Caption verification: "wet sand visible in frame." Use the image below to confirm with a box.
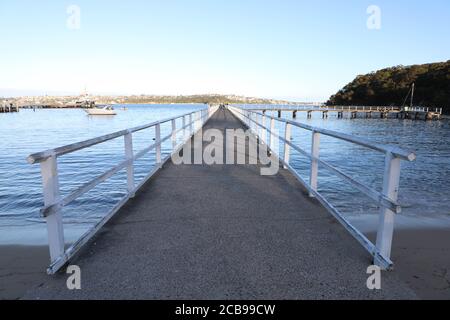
[368,228,450,299]
[1,228,449,300]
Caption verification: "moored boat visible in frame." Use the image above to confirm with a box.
[84,105,117,115]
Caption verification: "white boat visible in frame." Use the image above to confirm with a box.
[84,105,117,115]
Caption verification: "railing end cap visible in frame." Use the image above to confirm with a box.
[407,152,416,162]
[27,151,54,164]
[27,154,38,164]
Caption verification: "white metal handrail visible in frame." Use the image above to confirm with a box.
[403,106,443,114]
[28,106,217,274]
[228,106,416,269]
[246,105,444,114]
[247,106,402,111]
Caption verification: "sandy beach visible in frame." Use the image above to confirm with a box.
[369,228,450,299]
[1,227,449,300]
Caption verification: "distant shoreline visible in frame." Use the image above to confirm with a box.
[17,102,289,109]
[17,102,305,110]
[3,94,307,108]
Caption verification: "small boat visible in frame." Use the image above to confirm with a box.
[84,105,117,115]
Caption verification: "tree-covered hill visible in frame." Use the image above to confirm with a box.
[327,61,450,114]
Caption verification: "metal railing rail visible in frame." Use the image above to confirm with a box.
[247,106,402,111]
[28,106,218,274]
[245,105,444,114]
[228,106,416,269]
[403,106,443,114]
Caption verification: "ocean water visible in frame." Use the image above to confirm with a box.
[0,104,205,244]
[242,106,450,232]
[1,104,450,244]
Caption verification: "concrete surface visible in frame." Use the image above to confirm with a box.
[24,109,416,299]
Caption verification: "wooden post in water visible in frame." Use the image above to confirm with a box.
[375,152,401,268]
[40,155,65,264]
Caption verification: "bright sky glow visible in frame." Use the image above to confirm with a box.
[0,0,449,101]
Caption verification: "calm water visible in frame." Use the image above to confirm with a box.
[1,104,450,244]
[0,104,204,244]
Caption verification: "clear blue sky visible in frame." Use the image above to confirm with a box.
[0,0,449,101]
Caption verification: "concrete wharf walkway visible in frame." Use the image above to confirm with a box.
[25,109,415,299]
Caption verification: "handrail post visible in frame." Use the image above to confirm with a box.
[256,113,261,137]
[171,119,177,149]
[375,152,401,267]
[258,114,263,138]
[283,123,292,169]
[155,123,161,164]
[189,114,193,134]
[124,132,135,195]
[261,114,267,144]
[194,112,198,131]
[40,155,65,263]
[269,118,275,150]
[182,115,186,139]
[309,130,320,197]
